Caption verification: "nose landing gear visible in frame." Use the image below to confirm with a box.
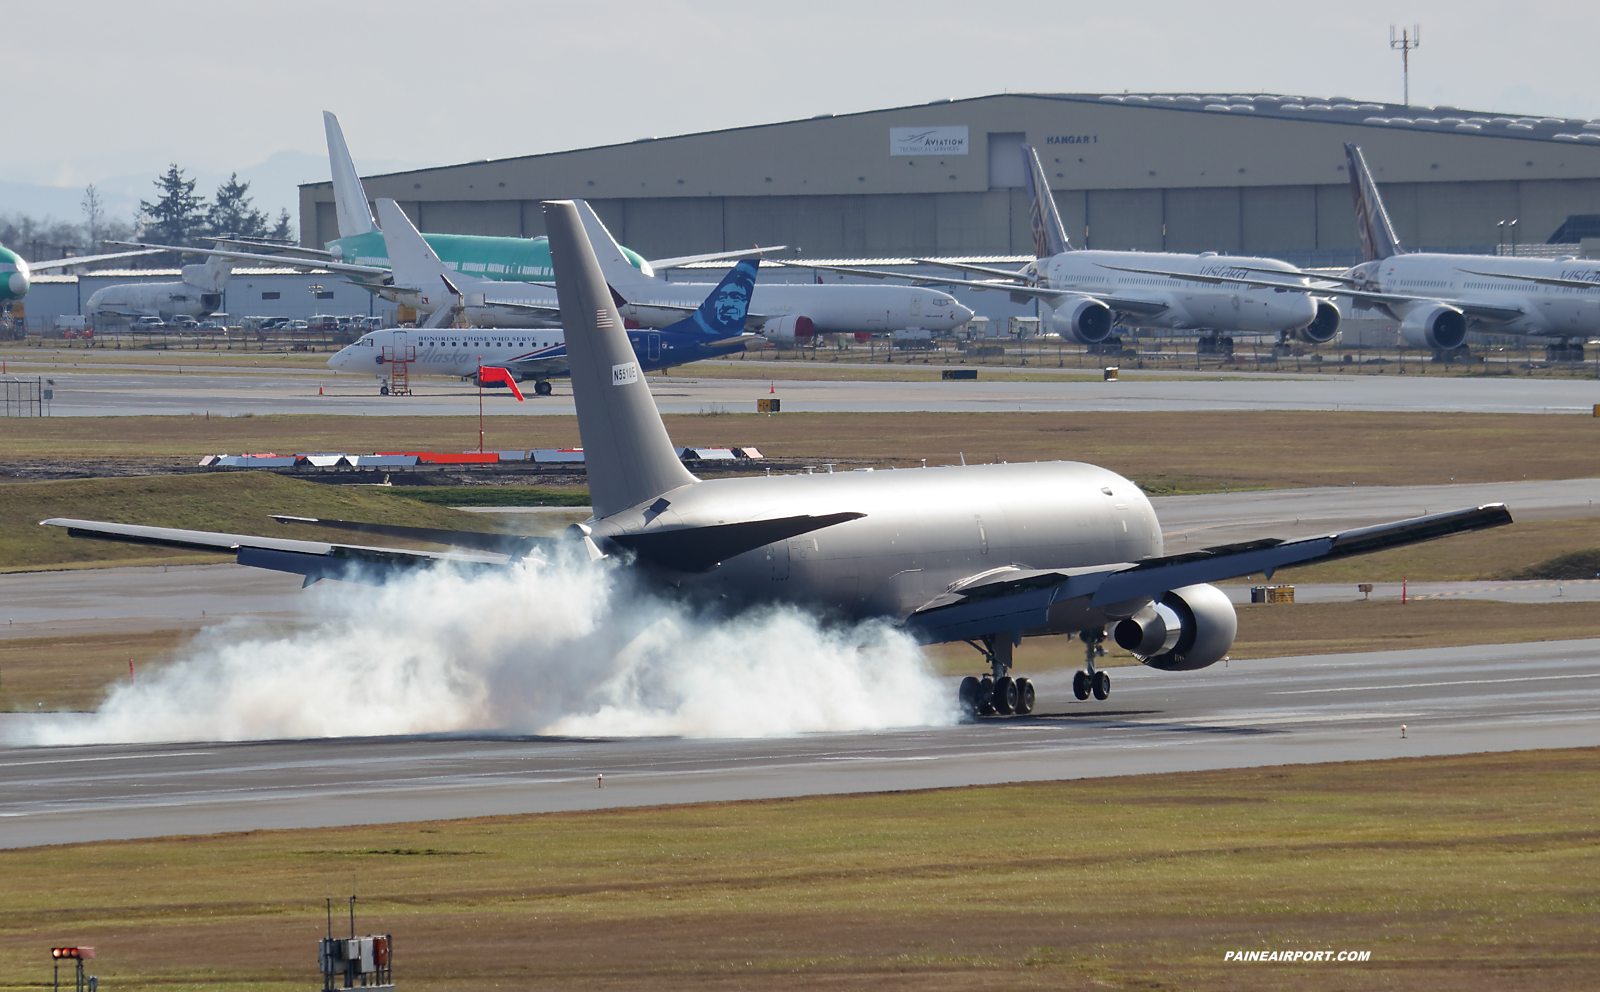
[1073,628,1110,701]
[957,633,1035,718]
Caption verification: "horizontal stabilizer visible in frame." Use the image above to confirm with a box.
[607,511,866,572]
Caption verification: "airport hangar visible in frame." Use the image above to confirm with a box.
[300,92,1600,270]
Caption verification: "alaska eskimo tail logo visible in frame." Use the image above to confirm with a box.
[612,361,639,385]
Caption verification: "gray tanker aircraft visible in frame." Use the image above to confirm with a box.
[44,201,1511,717]
[798,144,1342,351]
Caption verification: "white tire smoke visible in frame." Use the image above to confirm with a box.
[31,558,955,744]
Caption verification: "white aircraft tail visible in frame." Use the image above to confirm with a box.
[1344,144,1402,262]
[572,200,656,292]
[180,254,232,292]
[375,199,474,326]
[1021,144,1072,258]
[544,200,697,518]
[325,111,378,240]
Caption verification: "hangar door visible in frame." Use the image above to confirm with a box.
[988,133,1027,189]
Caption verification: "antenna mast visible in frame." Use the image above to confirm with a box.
[1389,24,1421,106]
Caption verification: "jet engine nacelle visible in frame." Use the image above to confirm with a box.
[1047,296,1114,344]
[762,315,815,342]
[1113,582,1237,672]
[1399,304,1467,351]
[1294,299,1341,344]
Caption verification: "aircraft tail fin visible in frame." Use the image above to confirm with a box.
[1021,144,1071,258]
[662,259,759,338]
[572,200,655,290]
[543,200,698,518]
[181,253,232,292]
[374,198,447,289]
[1345,144,1401,262]
[325,111,378,240]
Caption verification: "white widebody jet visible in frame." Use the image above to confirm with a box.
[802,144,1340,350]
[572,201,975,343]
[1314,144,1600,360]
[84,255,232,322]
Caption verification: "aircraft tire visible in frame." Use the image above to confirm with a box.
[534,380,553,396]
[380,385,390,396]
[1092,671,1111,701]
[1072,670,1090,700]
[1015,678,1035,716]
[992,676,1017,715]
[977,676,996,716]
[958,676,980,715]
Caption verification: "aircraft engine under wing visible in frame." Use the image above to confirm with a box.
[906,504,1512,642]
[40,518,514,585]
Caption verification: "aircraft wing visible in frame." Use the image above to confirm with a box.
[771,260,1067,299]
[40,518,517,585]
[1093,262,1321,293]
[106,240,391,279]
[1456,267,1600,291]
[1340,286,1526,322]
[270,515,553,557]
[905,503,1511,642]
[909,258,1033,282]
[605,512,867,572]
[26,248,167,271]
[647,246,787,270]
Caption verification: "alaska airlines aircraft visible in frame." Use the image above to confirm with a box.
[46,200,1511,717]
[572,201,975,343]
[328,199,760,396]
[1318,144,1600,360]
[807,144,1339,349]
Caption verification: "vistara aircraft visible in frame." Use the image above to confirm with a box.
[43,201,1512,717]
[797,143,1342,351]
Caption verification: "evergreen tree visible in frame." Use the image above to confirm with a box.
[206,173,269,238]
[270,208,293,241]
[138,164,206,246]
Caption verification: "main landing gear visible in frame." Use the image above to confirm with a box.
[1072,628,1111,701]
[533,379,554,396]
[957,633,1035,718]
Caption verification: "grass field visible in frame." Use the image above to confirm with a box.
[0,474,507,571]
[0,748,1594,991]
[5,411,1599,493]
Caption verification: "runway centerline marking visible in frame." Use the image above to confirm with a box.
[1270,672,1600,695]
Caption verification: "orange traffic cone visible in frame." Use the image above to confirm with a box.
[318,383,324,395]
[769,380,775,394]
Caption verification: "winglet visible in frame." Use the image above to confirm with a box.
[324,111,378,240]
[1021,144,1071,258]
[544,200,698,518]
[1345,144,1402,262]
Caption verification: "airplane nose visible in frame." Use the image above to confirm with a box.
[952,301,975,323]
[8,271,27,297]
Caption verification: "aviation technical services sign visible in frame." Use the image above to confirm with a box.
[890,126,969,156]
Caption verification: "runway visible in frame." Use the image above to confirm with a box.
[2,637,1596,849]
[24,365,1600,417]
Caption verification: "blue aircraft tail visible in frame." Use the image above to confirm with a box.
[666,258,759,338]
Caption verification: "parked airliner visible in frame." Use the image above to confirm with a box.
[1318,144,1600,360]
[805,145,1340,349]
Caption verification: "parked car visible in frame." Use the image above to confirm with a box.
[198,320,226,331]
[131,315,164,330]
[170,316,200,329]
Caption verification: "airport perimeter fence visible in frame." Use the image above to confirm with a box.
[0,376,46,416]
[18,327,358,352]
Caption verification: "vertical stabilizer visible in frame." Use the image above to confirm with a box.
[324,111,378,240]
[375,199,447,288]
[181,254,232,292]
[1021,144,1071,258]
[573,200,655,291]
[543,200,698,517]
[1345,144,1401,262]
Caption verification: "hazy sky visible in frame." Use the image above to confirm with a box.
[9,0,1597,218]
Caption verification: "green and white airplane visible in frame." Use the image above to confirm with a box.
[0,244,167,311]
[115,112,770,328]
